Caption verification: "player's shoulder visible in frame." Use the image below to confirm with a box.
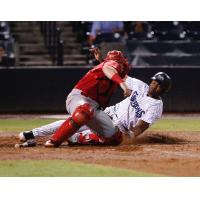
[125,76,148,89]
[125,76,147,85]
[92,61,117,71]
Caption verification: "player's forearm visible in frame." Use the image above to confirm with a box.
[102,65,122,82]
[129,122,149,138]
[97,55,104,63]
[102,65,131,97]
[94,52,104,63]
[129,127,143,138]
[90,47,104,63]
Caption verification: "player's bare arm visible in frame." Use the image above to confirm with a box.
[102,65,132,97]
[89,47,104,62]
[90,48,130,84]
[129,120,150,138]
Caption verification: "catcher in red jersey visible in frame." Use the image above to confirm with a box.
[44,49,131,147]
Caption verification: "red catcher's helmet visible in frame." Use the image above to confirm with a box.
[104,50,130,77]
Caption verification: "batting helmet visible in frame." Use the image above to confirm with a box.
[151,72,172,93]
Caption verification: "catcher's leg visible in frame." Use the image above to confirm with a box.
[68,109,123,146]
[68,129,122,146]
[45,103,94,147]
[68,130,105,145]
[19,120,65,142]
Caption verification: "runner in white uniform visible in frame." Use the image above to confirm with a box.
[18,72,171,146]
[104,76,163,138]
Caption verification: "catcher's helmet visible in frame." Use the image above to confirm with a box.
[104,50,130,77]
[105,50,128,66]
[151,72,172,93]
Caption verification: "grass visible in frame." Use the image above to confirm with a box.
[0,116,199,177]
[0,160,157,177]
[0,119,56,132]
[0,117,200,133]
[150,118,200,132]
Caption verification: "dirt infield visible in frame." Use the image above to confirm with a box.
[1,130,200,176]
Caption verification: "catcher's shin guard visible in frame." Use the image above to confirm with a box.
[103,130,123,146]
[50,103,94,147]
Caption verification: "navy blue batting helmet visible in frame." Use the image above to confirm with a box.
[151,72,172,93]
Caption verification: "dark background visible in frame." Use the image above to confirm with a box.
[0,67,198,113]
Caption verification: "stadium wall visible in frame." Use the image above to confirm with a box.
[0,67,198,113]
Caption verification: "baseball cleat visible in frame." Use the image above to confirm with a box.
[18,131,35,142]
[15,140,37,148]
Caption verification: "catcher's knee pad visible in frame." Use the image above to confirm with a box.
[104,130,123,146]
[51,103,94,146]
[72,103,94,126]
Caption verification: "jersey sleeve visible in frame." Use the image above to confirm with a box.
[104,60,122,74]
[141,103,163,125]
[125,76,148,91]
[104,105,115,117]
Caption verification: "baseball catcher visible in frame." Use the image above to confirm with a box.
[39,48,131,147]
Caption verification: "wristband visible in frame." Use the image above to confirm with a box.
[111,74,124,85]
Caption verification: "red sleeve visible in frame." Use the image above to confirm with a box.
[104,60,122,74]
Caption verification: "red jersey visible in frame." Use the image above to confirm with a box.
[74,60,125,108]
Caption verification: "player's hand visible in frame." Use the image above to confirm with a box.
[120,82,132,97]
[128,130,136,139]
[124,88,132,97]
[89,47,103,62]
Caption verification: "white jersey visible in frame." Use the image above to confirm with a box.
[104,76,163,133]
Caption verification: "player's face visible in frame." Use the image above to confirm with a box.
[148,80,162,98]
